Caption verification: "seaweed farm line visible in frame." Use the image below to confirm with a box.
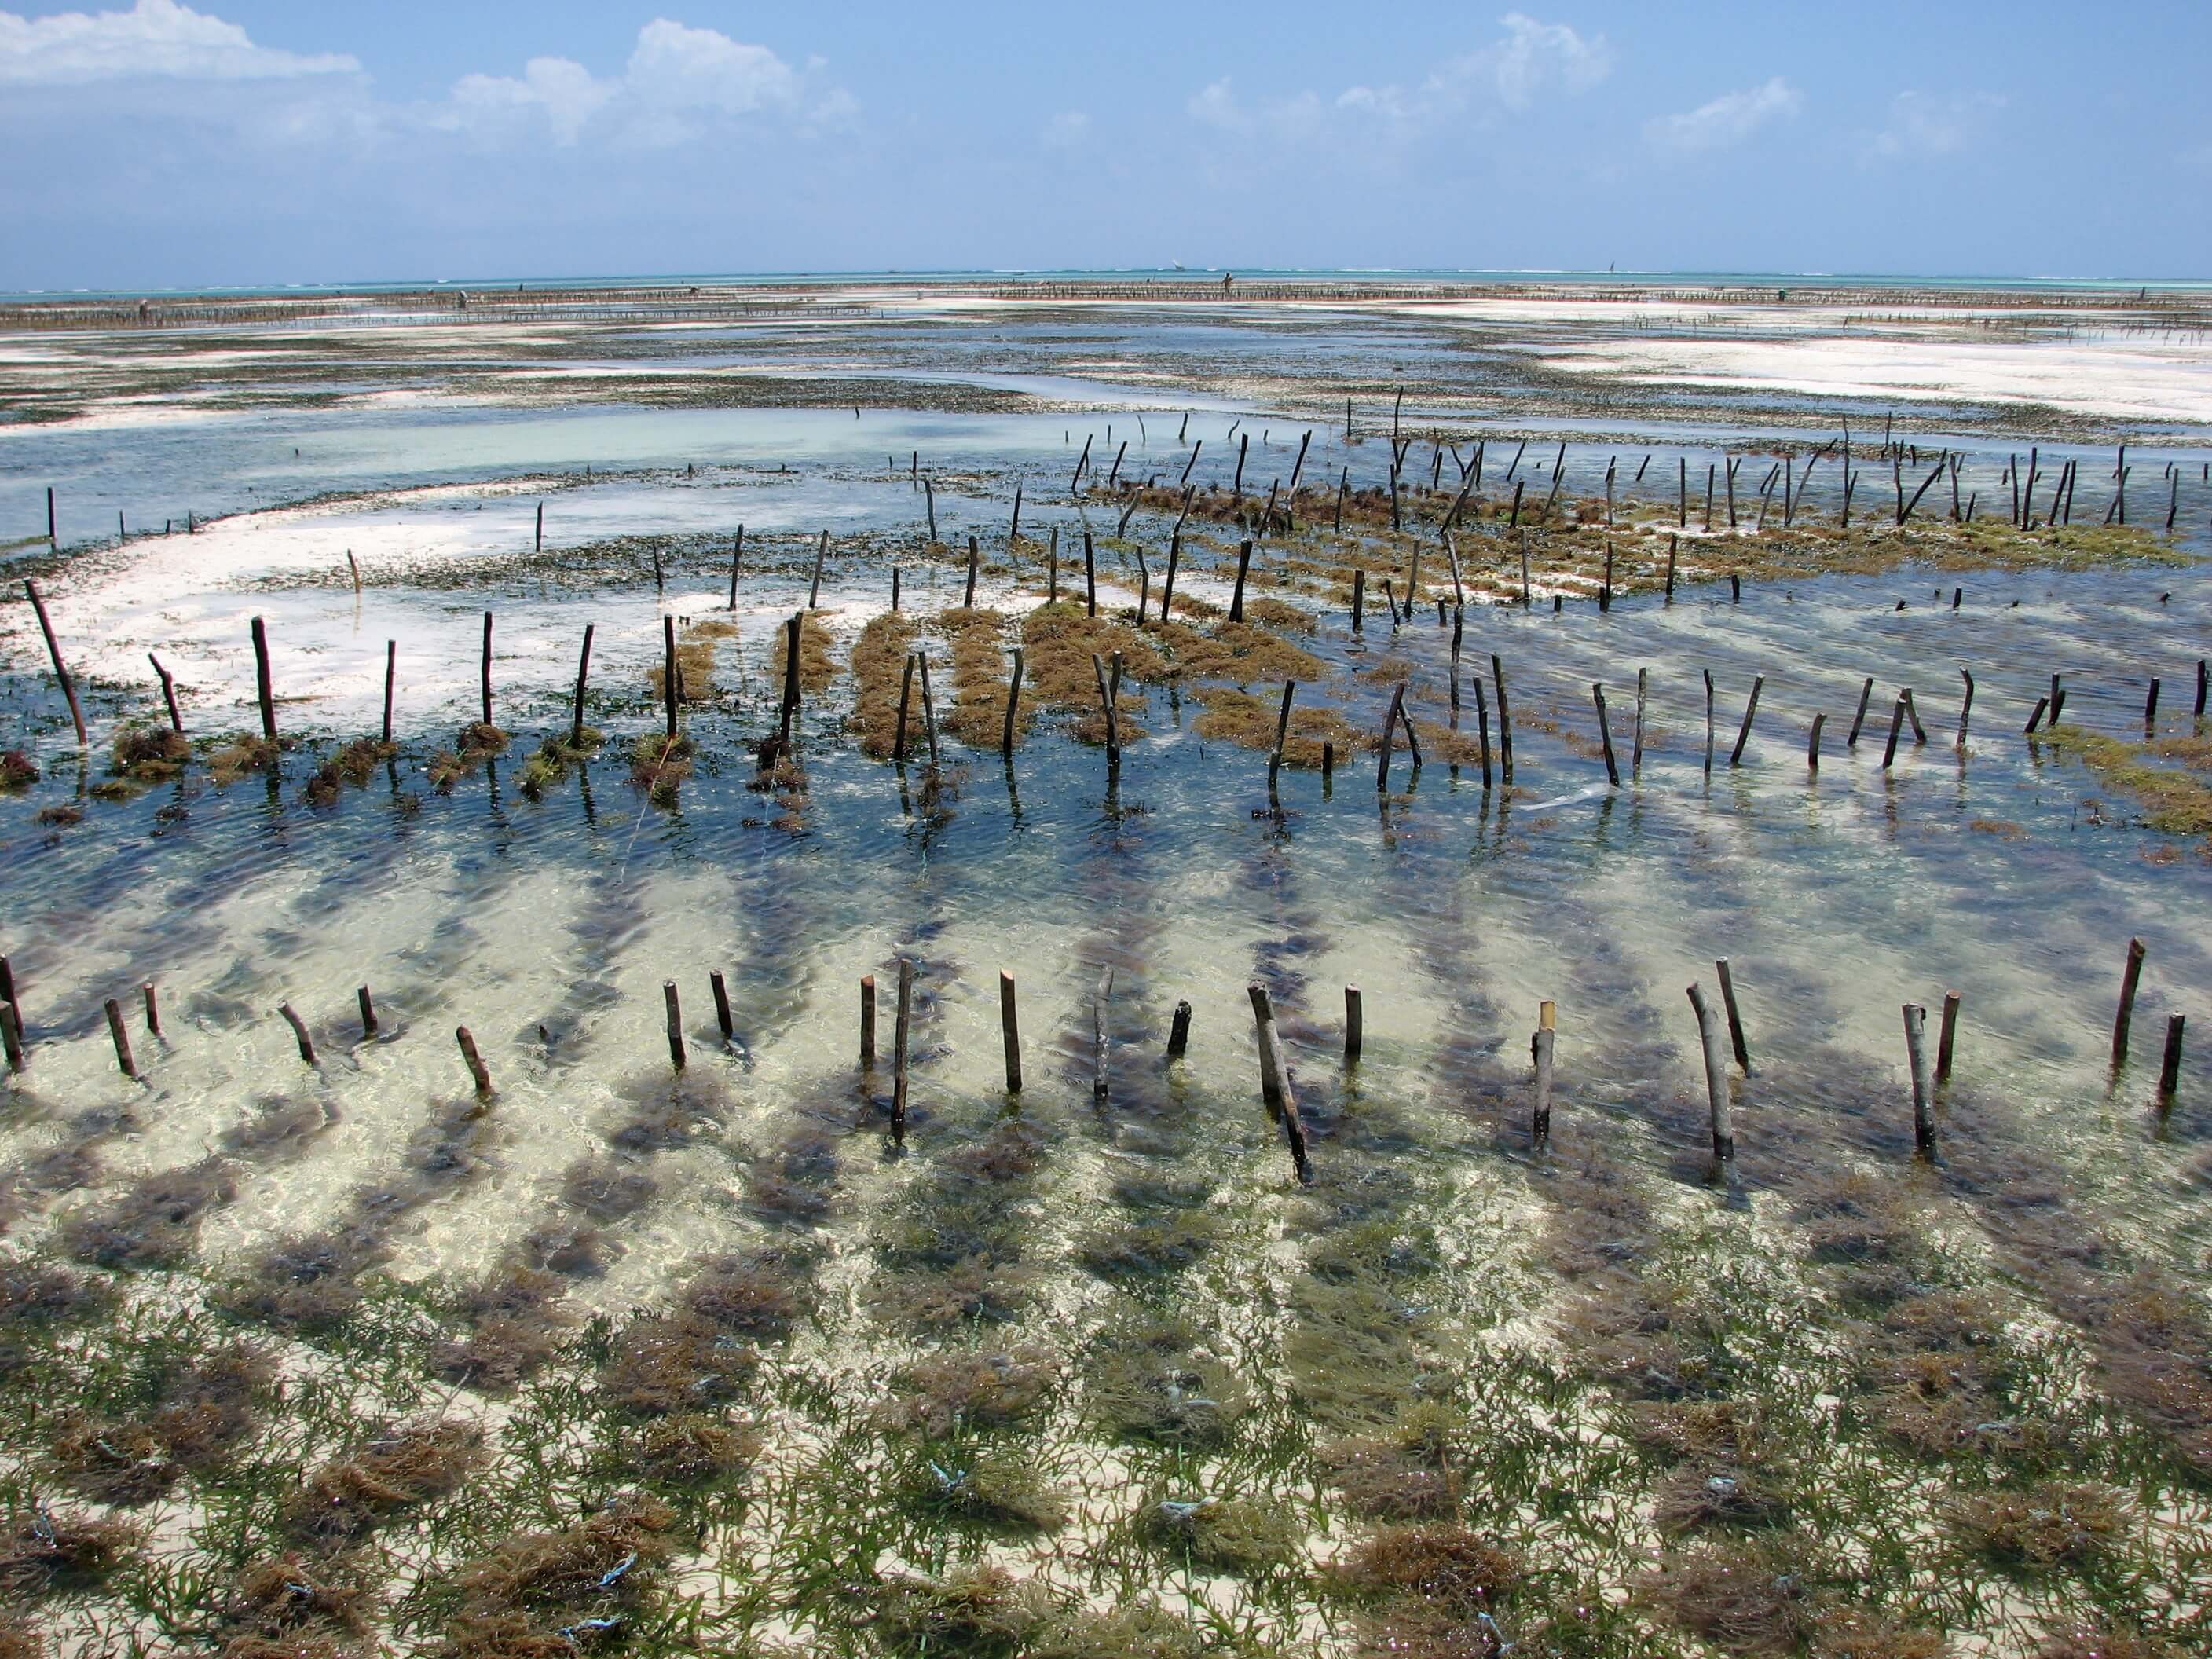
[2,302,2211,1659]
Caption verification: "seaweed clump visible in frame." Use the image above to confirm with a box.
[60,1158,235,1269]
[628,731,694,807]
[207,735,281,786]
[0,751,38,790]
[211,1551,368,1657]
[111,725,189,780]
[0,1506,137,1599]
[416,1494,673,1658]
[285,1420,486,1546]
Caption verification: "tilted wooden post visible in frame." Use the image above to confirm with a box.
[1716,958,1750,1071]
[1687,983,1734,1170]
[1729,675,1763,767]
[24,579,86,748]
[1247,983,1313,1184]
[456,1026,492,1096]
[278,1002,317,1066]
[105,998,139,1080]
[2112,936,2147,1067]
[859,974,877,1068]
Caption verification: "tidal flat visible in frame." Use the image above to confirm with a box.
[0,276,2209,1658]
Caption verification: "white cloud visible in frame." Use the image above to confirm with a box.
[1861,89,2004,160]
[438,17,830,148]
[1195,13,1607,144]
[0,0,356,84]
[1646,76,1800,154]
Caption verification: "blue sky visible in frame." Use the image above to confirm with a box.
[2,0,2207,288]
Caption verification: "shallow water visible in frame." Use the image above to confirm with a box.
[2,300,2210,1656]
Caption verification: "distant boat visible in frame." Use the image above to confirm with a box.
[1171,262,1185,271]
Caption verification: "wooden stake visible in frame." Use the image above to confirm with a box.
[535,500,544,551]
[2112,936,2147,1067]
[347,551,363,593]
[893,654,914,764]
[1000,970,1022,1093]
[1084,530,1097,617]
[1269,679,1296,790]
[1936,991,1961,1082]
[709,970,734,1041]
[917,651,940,764]
[1492,656,1514,782]
[1716,958,1750,1071]
[1229,539,1254,622]
[859,974,877,1068]
[1473,676,1492,789]
[357,984,378,1039]
[456,1026,492,1096]
[1532,999,1556,1148]
[248,614,280,742]
[2145,678,2161,733]
[1350,568,1365,632]
[1687,983,1734,1168]
[1344,985,1363,1061]
[1730,675,1763,767]
[1167,998,1192,1059]
[666,615,683,739]
[24,579,87,747]
[1847,677,1874,746]
[279,1002,316,1066]
[0,999,22,1074]
[479,612,494,727]
[1881,698,1907,769]
[1904,1003,1936,1156]
[1002,649,1024,758]
[1247,983,1313,1184]
[1092,653,1119,767]
[727,525,743,609]
[806,529,829,610]
[1593,683,1620,786]
[892,958,913,1146]
[1703,670,1716,774]
[142,981,160,1038]
[1376,682,1408,793]
[924,475,937,542]
[1664,533,1678,602]
[1957,669,1975,747]
[2023,695,2049,735]
[664,980,687,1070]
[2159,1013,2185,1102]
[1807,712,1826,771]
[149,651,184,733]
[1902,688,1927,745]
[1092,967,1113,1102]
[569,625,595,748]
[106,998,138,1079]
[964,534,980,608]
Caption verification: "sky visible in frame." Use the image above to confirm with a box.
[1,0,2207,290]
